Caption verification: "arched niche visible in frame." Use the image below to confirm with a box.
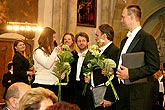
[142,7,165,63]
[0,32,34,57]
[138,0,165,25]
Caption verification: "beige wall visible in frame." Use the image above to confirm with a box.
[36,0,165,62]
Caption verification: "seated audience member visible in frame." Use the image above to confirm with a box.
[2,82,31,110]
[46,101,80,110]
[152,64,165,110]
[2,62,14,99]
[19,87,58,110]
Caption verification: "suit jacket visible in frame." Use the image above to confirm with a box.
[117,29,160,82]
[116,29,160,110]
[2,71,14,88]
[2,106,8,110]
[13,52,30,84]
[79,43,119,110]
[92,43,119,103]
[2,71,14,98]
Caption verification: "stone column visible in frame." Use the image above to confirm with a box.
[53,0,68,43]
[67,0,77,34]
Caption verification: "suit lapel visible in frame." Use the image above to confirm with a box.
[102,43,112,56]
[119,37,128,55]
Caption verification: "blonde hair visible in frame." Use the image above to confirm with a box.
[61,33,78,52]
[19,87,58,110]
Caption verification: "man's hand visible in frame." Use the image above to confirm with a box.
[100,99,113,108]
[84,75,90,83]
[101,68,114,76]
[116,65,129,80]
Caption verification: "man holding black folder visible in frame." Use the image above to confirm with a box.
[116,5,160,110]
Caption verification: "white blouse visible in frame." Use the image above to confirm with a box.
[33,48,59,85]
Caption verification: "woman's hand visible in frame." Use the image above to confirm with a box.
[27,71,35,75]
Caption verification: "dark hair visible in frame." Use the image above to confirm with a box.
[37,27,56,55]
[13,39,25,53]
[126,5,141,20]
[54,40,58,47]
[7,63,13,70]
[46,101,80,110]
[75,32,89,43]
[98,24,114,41]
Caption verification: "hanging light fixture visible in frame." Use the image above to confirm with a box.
[6,22,43,32]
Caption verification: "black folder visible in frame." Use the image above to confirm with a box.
[122,52,147,85]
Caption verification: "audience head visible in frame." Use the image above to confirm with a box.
[45,101,80,110]
[121,5,141,31]
[37,27,56,55]
[7,62,13,71]
[75,32,89,52]
[13,39,26,55]
[19,87,58,110]
[95,24,114,45]
[61,33,77,52]
[5,82,31,110]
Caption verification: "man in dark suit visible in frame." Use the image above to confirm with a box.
[2,62,14,99]
[116,5,160,110]
[67,32,90,110]
[84,24,119,110]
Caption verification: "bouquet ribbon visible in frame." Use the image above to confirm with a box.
[105,74,119,100]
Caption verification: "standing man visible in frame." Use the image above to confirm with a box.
[93,24,119,110]
[116,5,160,110]
[2,82,31,110]
[2,62,14,99]
[85,24,119,110]
[67,32,90,110]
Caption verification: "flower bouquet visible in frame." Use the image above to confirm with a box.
[82,44,119,100]
[52,45,74,101]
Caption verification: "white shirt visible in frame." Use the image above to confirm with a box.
[118,26,142,83]
[33,47,59,85]
[76,49,88,81]
[159,75,164,93]
[9,70,13,74]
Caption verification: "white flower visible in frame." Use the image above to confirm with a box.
[89,45,100,57]
[62,45,70,51]
[98,39,105,47]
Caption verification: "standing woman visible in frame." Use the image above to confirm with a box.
[60,33,78,102]
[13,40,34,84]
[32,27,60,95]
[61,32,78,54]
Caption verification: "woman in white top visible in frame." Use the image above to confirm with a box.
[32,27,60,95]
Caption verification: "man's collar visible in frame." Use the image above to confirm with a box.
[127,26,141,38]
[99,41,112,53]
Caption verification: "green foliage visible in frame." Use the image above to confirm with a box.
[52,45,74,81]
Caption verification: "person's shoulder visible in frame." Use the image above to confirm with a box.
[2,106,8,110]
[139,29,154,38]
[34,48,44,54]
[4,71,12,75]
[111,43,119,49]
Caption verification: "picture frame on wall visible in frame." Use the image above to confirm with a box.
[77,0,97,27]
